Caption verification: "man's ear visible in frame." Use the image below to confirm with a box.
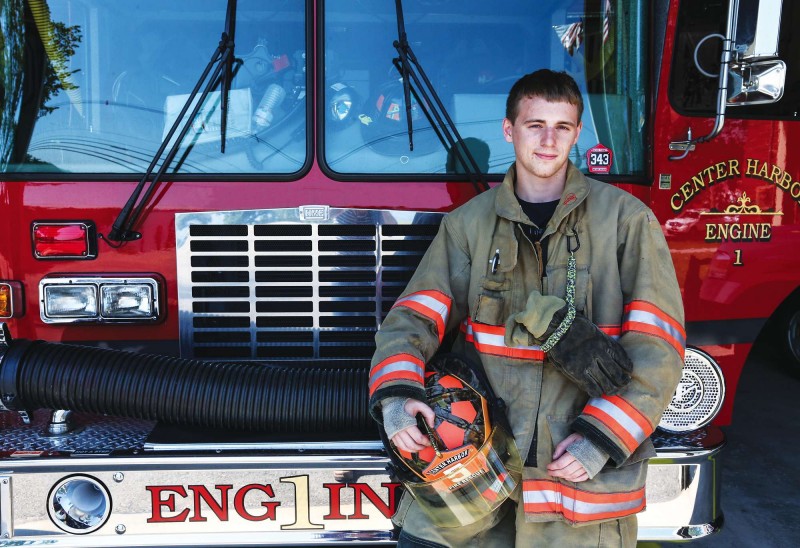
[572,120,583,145]
[502,118,513,143]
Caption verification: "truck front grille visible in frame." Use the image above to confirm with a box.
[176,207,443,362]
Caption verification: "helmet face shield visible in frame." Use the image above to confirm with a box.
[403,425,522,528]
[387,354,522,527]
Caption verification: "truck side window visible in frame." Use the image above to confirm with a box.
[670,0,799,120]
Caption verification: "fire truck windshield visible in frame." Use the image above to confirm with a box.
[1,0,308,175]
[1,0,648,178]
[323,0,648,177]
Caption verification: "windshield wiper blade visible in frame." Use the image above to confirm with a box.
[393,2,414,152]
[219,0,237,154]
[107,0,238,242]
[392,0,488,193]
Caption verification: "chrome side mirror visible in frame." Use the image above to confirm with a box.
[736,0,782,60]
[728,59,786,105]
[727,0,785,106]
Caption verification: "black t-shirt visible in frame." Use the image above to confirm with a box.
[516,195,559,270]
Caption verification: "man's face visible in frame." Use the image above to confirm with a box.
[502,96,582,183]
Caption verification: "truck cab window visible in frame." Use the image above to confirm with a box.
[670,0,799,120]
[322,0,647,178]
[1,0,308,175]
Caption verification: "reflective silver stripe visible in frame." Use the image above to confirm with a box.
[467,322,542,353]
[625,309,686,347]
[395,293,450,324]
[568,496,644,515]
[369,359,424,391]
[587,397,647,444]
[523,487,559,505]
[523,488,644,516]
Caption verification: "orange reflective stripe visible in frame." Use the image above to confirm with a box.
[523,479,646,522]
[369,354,424,396]
[622,301,685,357]
[393,290,452,343]
[599,325,621,338]
[624,301,684,334]
[461,319,545,361]
[583,406,638,452]
[583,396,652,453]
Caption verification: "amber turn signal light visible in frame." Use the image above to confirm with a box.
[0,282,23,318]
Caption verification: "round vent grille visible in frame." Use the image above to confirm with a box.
[658,348,725,433]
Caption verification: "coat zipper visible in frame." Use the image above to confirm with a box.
[534,240,544,282]
[522,227,546,468]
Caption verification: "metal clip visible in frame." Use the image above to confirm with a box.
[567,231,581,253]
[489,249,500,274]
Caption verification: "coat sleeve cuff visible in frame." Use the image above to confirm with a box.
[572,417,629,466]
[369,384,426,424]
[565,437,610,479]
[380,397,420,440]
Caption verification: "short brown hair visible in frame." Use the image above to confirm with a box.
[505,69,584,123]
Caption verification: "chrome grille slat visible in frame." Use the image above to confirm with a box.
[177,208,443,362]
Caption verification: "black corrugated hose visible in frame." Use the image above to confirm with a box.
[0,339,373,434]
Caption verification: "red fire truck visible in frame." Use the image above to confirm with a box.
[1,0,798,545]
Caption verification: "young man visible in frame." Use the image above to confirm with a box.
[369,70,685,547]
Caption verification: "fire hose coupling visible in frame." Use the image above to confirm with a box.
[0,322,10,347]
[0,322,11,412]
[0,323,10,412]
[0,323,34,423]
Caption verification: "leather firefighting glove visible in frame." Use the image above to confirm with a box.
[506,289,633,398]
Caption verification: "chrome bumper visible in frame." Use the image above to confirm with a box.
[637,426,725,541]
[0,413,724,546]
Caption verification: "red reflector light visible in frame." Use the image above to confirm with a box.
[0,284,11,317]
[33,223,95,259]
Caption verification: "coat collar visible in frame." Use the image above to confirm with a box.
[495,162,591,236]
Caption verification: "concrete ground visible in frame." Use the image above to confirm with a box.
[642,337,800,547]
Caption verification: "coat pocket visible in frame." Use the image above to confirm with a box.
[391,490,414,528]
[545,414,581,463]
[473,277,511,326]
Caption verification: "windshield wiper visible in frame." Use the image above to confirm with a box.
[107,0,239,242]
[392,0,488,194]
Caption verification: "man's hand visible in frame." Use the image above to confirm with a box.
[546,433,589,483]
[390,399,436,453]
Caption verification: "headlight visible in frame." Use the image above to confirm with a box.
[40,276,160,324]
[658,348,726,433]
[43,285,98,318]
[101,284,154,318]
[48,475,111,534]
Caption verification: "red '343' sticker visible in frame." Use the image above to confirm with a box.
[587,144,613,174]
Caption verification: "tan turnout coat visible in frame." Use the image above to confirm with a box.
[369,163,685,526]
